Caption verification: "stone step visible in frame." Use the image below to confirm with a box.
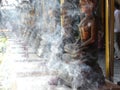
[14,64,48,73]
[16,71,57,77]
[99,80,120,90]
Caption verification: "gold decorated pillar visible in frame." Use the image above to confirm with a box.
[60,0,64,26]
[105,0,114,81]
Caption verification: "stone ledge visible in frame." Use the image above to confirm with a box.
[98,80,120,90]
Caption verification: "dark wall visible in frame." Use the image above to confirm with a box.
[116,0,120,5]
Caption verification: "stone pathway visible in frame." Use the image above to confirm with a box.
[98,50,120,84]
[0,34,73,90]
[0,34,120,90]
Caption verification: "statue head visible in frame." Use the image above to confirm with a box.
[79,0,97,13]
[79,0,96,7]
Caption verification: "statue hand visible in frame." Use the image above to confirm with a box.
[77,45,88,51]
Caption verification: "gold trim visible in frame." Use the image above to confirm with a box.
[105,0,114,81]
[60,0,64,26]
[105,0,110,80]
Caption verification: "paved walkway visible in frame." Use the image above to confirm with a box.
[98,50,120,84]
[0,33,120,90]
[0,34,72,90]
